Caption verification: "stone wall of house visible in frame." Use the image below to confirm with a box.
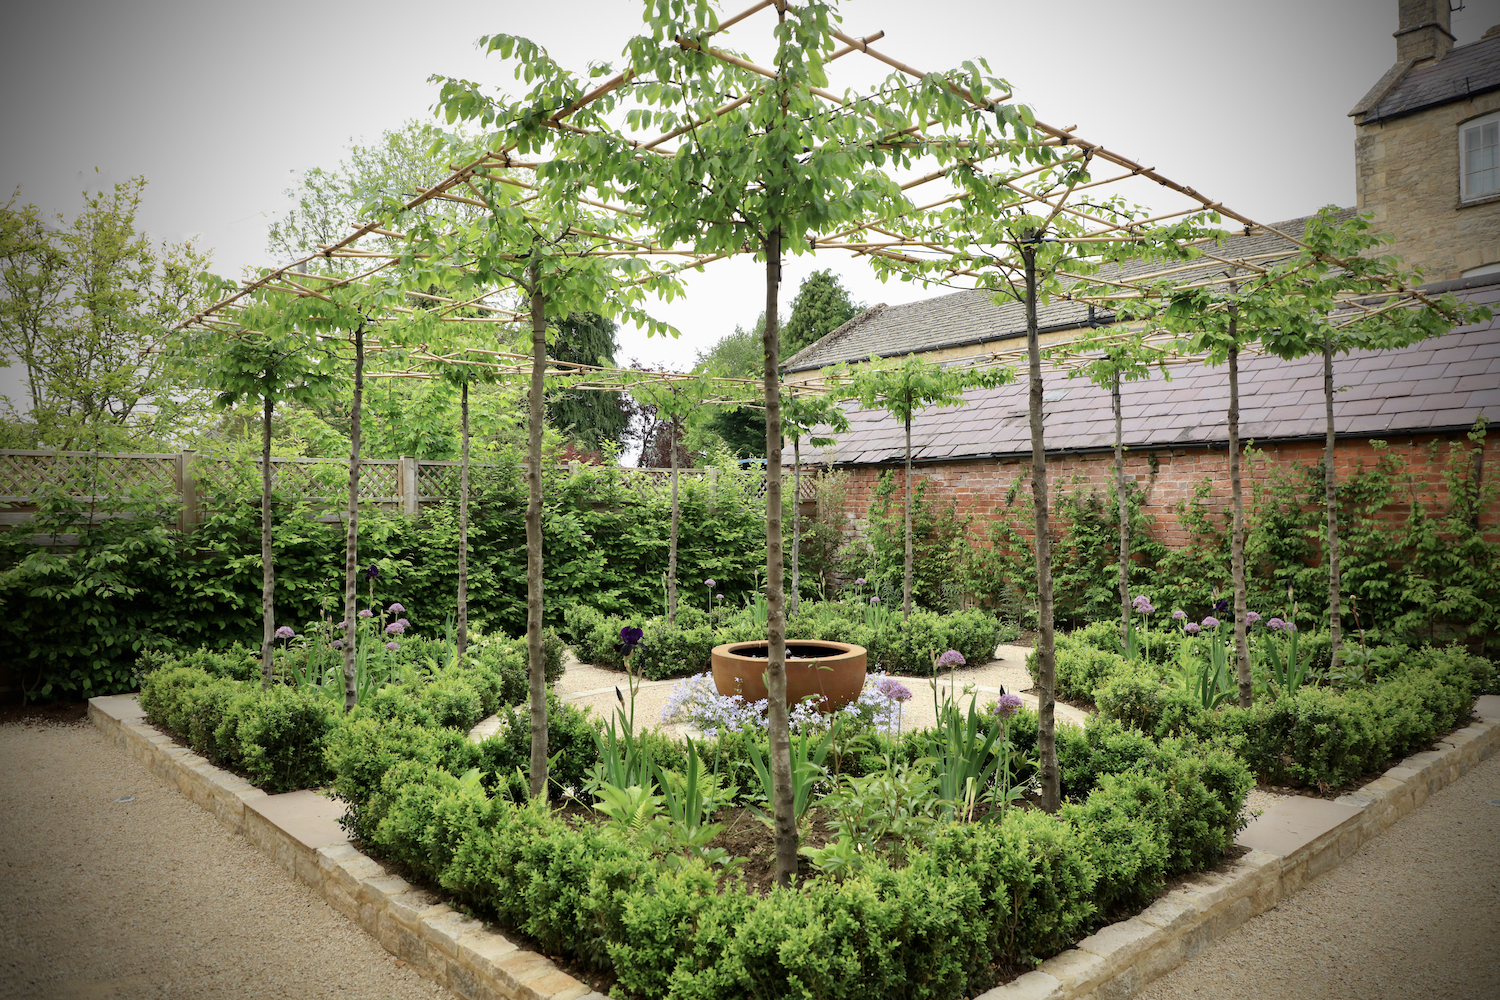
[1355,88,1500,279]
[816,429,1500,554]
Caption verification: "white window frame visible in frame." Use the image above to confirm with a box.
[1459,110,1500,203]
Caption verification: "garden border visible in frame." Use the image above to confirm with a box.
[86,693,1497,1000]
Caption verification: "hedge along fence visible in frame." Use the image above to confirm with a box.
[0,458,830,700]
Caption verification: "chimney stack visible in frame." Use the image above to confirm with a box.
[1394,0,1455,64]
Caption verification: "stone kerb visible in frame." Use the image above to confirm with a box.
[88,694,605,1000]
[976,702,1499,1000]
[90,693,1497,1000]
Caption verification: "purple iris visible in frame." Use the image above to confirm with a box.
[617,625,645,655]
[365,564,379,582]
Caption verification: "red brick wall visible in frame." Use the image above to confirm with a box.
[818,431,1500,549]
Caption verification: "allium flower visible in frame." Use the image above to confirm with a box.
[385,620,407,635]
[387,602,405,614]
[617,625,645,655]
[1245,611,1261,625]
[1284,622,1298,633]
[1201,616,1220,629]
[716,594,724,601]
[1184,622,1201,635]
[1172,609,1186,621]
[358,609,373,619]
[335,620,347,631]
[273,625,295,640]
[855,578,866,586]
[876,677,913,702]
[385,641,399,651]
[332,639,344,650]
[992,692,1023,719]
[936,649,966,669]
[394,618,409,628]
[1132,594,1155,614]
[704,579,716,589]
[870,596,881,605]
[1267,617,1286,631]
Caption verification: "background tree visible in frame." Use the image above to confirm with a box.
[845,353,1004,620]
[1259,207,1490,674]
[1058,328,1169,649]
[689,316,770,459]
[780,268,862,360]
[186,291,340,689]
[546,311,630,456]
[0,178,216,449]
[780,388,849,613]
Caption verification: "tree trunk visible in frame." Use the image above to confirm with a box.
[667,412,679,625]
[1114,369,1129,651]
[903,414,914,621]
[457,379,469,662]
[527,266,549,799]
[762,229,796,886]
[342,325,364,713]
[1228,330,1251,709]
[260,393,275,691]
[1023,245,1059,812]
[791,436,801,616]
[1323,333,1342,672]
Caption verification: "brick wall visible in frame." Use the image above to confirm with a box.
[819,431,1500,550]
[1355,88,1500,279]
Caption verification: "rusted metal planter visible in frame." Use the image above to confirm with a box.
[709,640,867,712]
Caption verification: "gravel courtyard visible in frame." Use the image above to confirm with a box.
[0,719,450,1000]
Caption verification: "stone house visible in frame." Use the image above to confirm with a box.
[786,0,1500,555]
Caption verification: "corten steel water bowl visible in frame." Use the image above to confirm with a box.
[710,640,867,712]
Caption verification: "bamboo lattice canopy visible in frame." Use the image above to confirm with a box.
[177,0,1450,392]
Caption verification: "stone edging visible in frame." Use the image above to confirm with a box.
[89,696,1497,1000]
[975,712,1500,1000]
[87,698,604,1000]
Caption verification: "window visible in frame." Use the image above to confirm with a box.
[1461,112,1500,202]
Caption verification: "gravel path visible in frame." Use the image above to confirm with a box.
[1138,748,1500,1000]
[0,720,449,1000]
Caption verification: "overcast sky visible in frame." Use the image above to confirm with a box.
[5,0,1500,406]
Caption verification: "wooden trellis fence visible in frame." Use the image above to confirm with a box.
[0,449,815,539]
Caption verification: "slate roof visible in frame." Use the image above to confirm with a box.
[810,279,1500,466]
[1351,33,1500,124]
[782,213,1346,374]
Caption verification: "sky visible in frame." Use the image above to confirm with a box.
[5,0,1500,407]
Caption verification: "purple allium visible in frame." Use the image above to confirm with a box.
[855,578,866,586]
[936,649,966,669]
[385,641,399,651]
[1184,622,1201,635]
[992,692,1023,719]
[1132,594,1155,614]
[387,602,405,614]
[273,625,295,640]
[385,621,407,635]
[332,639,344,650]
[394,618,409,628]
[1245,611,1261,625]
[704,578,716,589]
[1172,609,1186,621]
[335,620,347,631]
[870,596,881,605]
[1201,616,1220,629]
[716,594,724,601]
[876,677,913,702]
[358,609,373,619]
[1284,622,1298,633]
[1267,617,1286,631]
